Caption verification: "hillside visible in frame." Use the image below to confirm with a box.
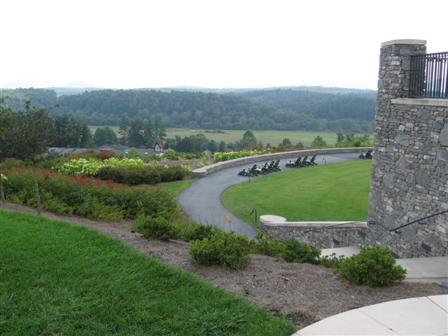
[0,87,376,132]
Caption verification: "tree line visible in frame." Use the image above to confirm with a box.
[1,87,376,132]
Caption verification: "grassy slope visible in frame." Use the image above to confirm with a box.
[0,211,293,336]
[222,160,371,226]
[157,178,194,198]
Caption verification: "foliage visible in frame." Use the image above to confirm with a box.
[0,102,54,162]
[189,231,250,270]
[280,240,321,264]
[94,126,118,146]
[310,135,327,148]
[51,114,92,148]
[213,149,268,162]
[336,246,406,287]
[3,168,177,221]
[95,165,189,185]
[250,233,286,257]
[0,211,294,335]
[183,224,216,241]
[134,215,178,240]
[4,87,375,132]
[278,138,292,147]
[335,132,372,147]
[56,157,178,177]
[241,130,258,148]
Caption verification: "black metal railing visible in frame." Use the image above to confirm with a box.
[409,51,448,98]
[389,209,448,232]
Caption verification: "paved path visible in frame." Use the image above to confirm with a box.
[294,294,448,335]
[178,153,361,238]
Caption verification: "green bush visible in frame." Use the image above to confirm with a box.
[189,231,250,270]
[250,233,286,257]
[134,215,178,241]
[280,240,321,264]
[0,158,28,169]
[185,224,216,241]
[319,253,347,269]
[95,166,188,186]
[337,246,406,287]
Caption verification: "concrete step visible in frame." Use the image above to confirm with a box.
[397,256,448,284]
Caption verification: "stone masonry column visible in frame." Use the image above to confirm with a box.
[368,40,426,230]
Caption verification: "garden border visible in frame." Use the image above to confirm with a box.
[192,147,372,177]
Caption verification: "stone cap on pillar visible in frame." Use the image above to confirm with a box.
[381,39,427,47]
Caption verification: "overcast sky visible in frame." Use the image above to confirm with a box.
[1,0,446,90]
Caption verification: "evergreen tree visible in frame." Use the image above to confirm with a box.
[127,119,146,147]
[241,130,257,148]
[94,127,118,146]
[279,138,292,147]
[310,135,327,148]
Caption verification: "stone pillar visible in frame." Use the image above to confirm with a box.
[369,39,427,230]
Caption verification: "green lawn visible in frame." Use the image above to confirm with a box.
[222,160,372,226]
[0,211,294,336]
[157,178,195,198]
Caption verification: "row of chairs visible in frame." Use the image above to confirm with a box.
[359,150,373,159]
[285,155,318,168]
[238,160,281,177]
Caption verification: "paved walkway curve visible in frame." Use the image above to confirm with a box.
[178,152,362,238]
[294,294,448,335]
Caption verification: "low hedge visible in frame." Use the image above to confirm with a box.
[3,168,177,221]
[337,246,406,287]
[190,231,250,270]
[95,165,189,185]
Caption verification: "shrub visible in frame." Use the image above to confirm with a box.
[0,159,28,169]
[213,150,269,162]
[134,215,178,241]
[319,253,347,269]
[3,168,177,221]
[189,231,250,270]
[336,246,406,287]
[185,224,216,241]
[280,240,321,264]
[163,148,179,160]
[250,233,286,258]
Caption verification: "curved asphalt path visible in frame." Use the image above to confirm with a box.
[178,152,361,239]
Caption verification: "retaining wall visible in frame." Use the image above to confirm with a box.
[260,215,368,249]
[192,147,371,177]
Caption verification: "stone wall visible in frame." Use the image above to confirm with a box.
[368,39,448,258]
[192,147,371,177]
[260,216,368,249]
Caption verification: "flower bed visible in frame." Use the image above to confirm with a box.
[3,168,177,221]
[55,158,190,185]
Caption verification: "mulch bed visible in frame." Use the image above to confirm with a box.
[3,203,447,329]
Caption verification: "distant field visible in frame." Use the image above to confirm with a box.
[222,160,372,227]
[90,126,351,146]
[166,129,342,146]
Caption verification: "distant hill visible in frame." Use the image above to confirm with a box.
[0,87,376,132]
